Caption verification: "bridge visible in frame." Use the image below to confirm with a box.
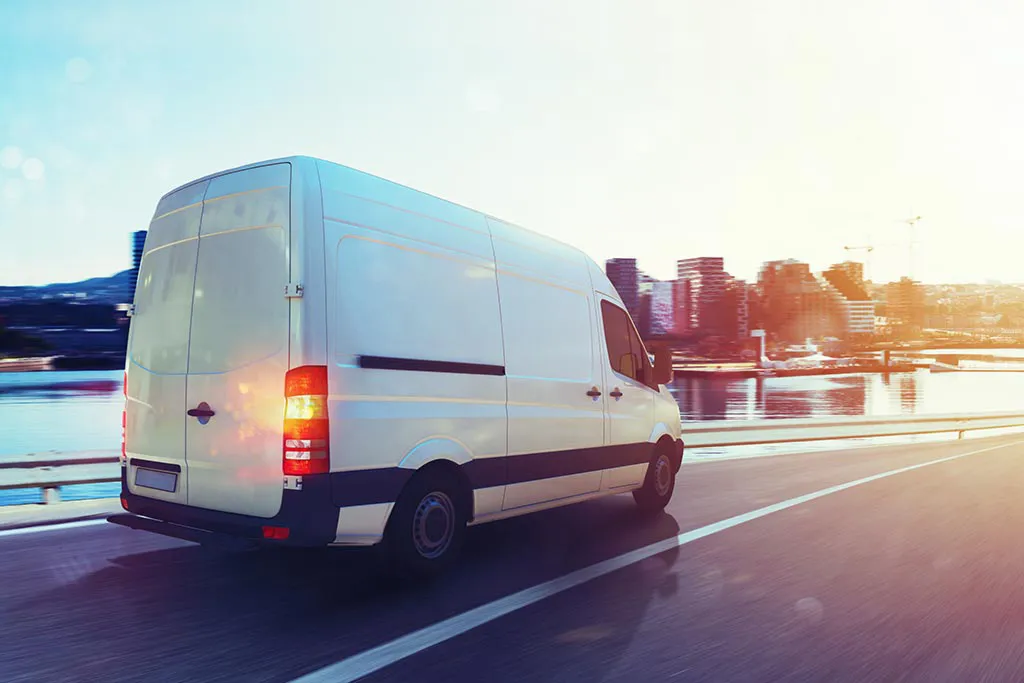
[3,414,1024,681]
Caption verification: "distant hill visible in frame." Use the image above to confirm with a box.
[0,270,134,304]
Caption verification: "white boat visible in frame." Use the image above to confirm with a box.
[0,356,55,373]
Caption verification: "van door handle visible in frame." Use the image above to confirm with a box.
[187,402,215,419]
[586,387,602,397]
[610,388,623,399]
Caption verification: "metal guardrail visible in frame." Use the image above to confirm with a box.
[0,451,119,503]
[681,411,1024,448]
[4,411,1024,503]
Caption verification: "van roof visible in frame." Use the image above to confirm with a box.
[159,155,589,262]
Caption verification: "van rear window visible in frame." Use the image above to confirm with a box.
[129,193,204,375]
[129,237,198,375]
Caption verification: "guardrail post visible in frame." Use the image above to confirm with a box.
[42,486,61,505]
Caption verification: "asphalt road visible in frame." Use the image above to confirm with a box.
[3,434,1023,682]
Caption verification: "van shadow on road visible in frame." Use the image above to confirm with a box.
[4,496,682,683]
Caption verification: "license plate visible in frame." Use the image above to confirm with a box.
[135,468,177,493]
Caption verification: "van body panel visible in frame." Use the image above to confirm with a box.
[471,486,506,522]
[333,502,393,545]
[124,182,208,505]
[319,163,507,516]
[182,163,292,518]
[470,485,612,524]
[647,421,677,445]
[488,218,607,510]
[397,438,475,468]
[657,387,684,441]
[318,162,492,256]
[587,257,623,304]
[287,158,329,370]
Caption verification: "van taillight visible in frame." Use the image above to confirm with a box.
[120,371,127,465]
[283,366,329,476]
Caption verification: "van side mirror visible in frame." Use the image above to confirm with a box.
[652,346,673,386]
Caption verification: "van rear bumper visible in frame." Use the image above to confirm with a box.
[107,513,260,551]
[117,468,339,547]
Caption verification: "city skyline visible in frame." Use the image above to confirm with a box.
[4,2,1024,285]
[602,253,1024,344]
[9,238,1022,291]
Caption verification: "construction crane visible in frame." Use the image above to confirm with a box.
[904,215,922,279]
[843,244,875,282]
[843,216,923,283]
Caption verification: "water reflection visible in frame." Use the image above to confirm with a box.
[672,371,935,421]
[898,373,918,413]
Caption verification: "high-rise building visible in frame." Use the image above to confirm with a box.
[677,257,729,333]
[129,230,147,304]
[831,260,866,285]
[758,259,843,343]
[731,278,750,339]
[822,265,875,337]
[648,281,676,336]
[885,277,925,338]
[636,271,655,337]
[673,279,691,335]
[605,258,639,321]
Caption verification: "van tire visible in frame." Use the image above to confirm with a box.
[382,468,468,580]
[633,447,676,514]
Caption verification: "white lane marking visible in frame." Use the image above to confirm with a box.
[290,439,1020,683]
[0,518,107,539]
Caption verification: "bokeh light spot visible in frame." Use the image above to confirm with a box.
[0,146,23,169]
[22,158,45,181]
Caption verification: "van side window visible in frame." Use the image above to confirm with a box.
[624,315,655,388]
[601,300,640,382]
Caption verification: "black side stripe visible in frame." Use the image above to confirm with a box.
[358,355,505,376]
[129,458,181,473]
[498,442,652,485]
[330,442,656,507]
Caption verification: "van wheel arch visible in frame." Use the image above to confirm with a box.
[655,435,681,472]
[400,459,475,523]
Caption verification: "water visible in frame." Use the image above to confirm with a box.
[672,371,1024,421]
[0,370,122,505]
[908,347,1024,358]
[2,363,1023,505]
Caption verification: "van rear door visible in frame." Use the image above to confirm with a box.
[183,163,292,518]
[125,182,207,506]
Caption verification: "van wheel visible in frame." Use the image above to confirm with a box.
[633,447,676,514]
[383,468,468,580]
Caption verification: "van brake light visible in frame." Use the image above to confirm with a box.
[283,366,329,476]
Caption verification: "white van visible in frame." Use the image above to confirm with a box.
[109,156,684,576]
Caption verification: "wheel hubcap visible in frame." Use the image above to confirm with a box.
[654,455,672,497]
[412,491,455,559]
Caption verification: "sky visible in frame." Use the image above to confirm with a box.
[1,0,1022,286]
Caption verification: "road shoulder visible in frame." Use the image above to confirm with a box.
[0,498,120,531]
